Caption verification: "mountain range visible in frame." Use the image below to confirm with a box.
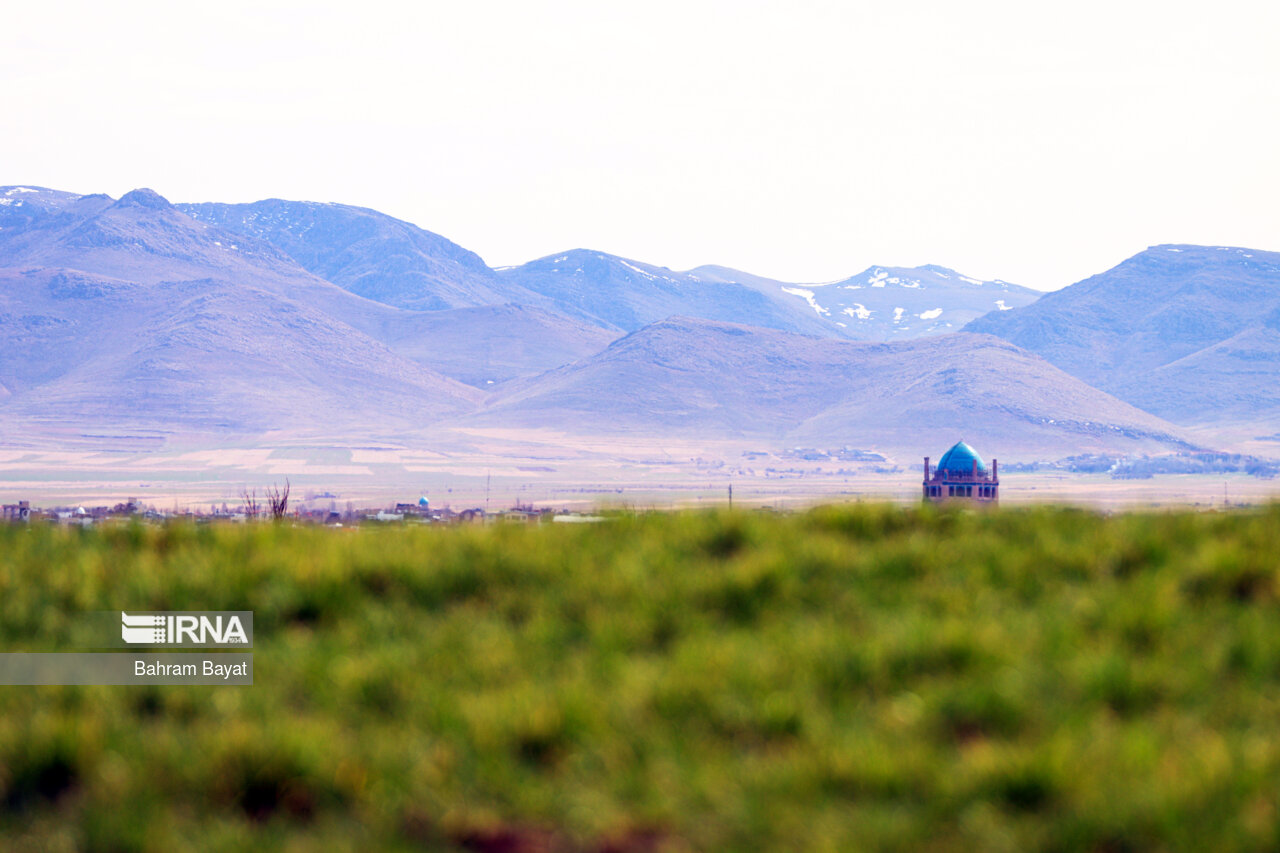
[2,183,1276,464]
[178,198,1038,341]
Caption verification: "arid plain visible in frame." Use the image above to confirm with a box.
[4,426,1277,512]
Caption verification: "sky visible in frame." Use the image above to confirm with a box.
[3,0,1277,290]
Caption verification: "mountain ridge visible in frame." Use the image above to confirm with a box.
[177,198,551,312]
[964,244,1280,426]
[3,184,1274,460]
[493,248,841,335]
[174,192,1037,341]
[470,316,1194,458]
[0,186,485,434]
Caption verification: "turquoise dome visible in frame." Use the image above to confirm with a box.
[936,440,987,475]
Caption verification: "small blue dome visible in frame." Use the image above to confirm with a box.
[936,440,987,475]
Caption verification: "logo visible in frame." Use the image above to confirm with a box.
[121,612,250,646]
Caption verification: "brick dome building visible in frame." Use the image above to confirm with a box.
[923,440,998,503]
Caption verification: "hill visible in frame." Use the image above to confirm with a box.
[370,303,621,388]
[965,245,1280,425]
[178,198,549,312]
[473,317,1191,458]
[0,187,483,433]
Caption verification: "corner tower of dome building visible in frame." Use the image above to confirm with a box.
[923,440,999,503]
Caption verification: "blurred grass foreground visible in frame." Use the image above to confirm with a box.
[1,503,1280,852]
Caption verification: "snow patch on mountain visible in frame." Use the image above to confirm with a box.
[782,286,830,316]
[619,259,664,281]
[766,264,1041,340]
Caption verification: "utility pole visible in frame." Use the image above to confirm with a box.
[728,482,733,510]
[486,471,491,513]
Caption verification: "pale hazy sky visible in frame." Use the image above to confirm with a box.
[3,1,1277,290]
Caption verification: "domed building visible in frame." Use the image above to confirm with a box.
[923,440,999,503]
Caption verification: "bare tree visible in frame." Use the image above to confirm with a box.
[267,479,290,520]
[241,488,259,519]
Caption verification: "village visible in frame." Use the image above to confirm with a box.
[0,495,606,527]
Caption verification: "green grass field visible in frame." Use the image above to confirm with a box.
[1,504,1279,852]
